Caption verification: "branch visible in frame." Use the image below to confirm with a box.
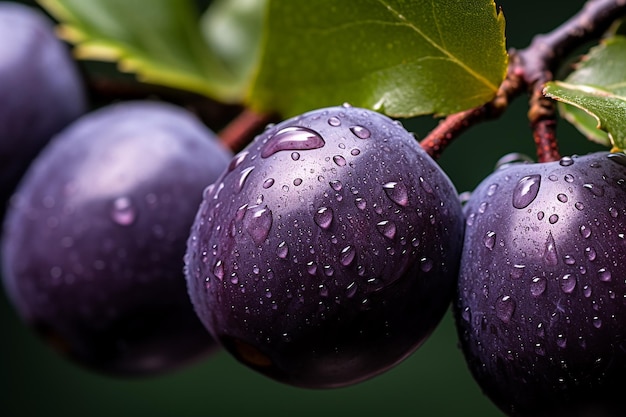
[420,0,626,162]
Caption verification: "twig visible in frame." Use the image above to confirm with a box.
[218,109,278,153]
[420,0,626,162]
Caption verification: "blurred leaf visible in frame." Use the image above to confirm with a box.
[544,82,626,151]
[38,0,253,102]
[556,35,626,146]
[248,0,508,118]
[201,0,266,95]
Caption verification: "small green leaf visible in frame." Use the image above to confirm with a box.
[248,0,507,118]
[556,35,626,145]
[37,0,252,102]
[544,82,626,151]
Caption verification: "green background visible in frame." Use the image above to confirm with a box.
[0,1,605,416]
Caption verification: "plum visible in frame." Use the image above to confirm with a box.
[455,152,626,416]
[1,100,231,376]
[0,2,87,211]
[185,104,465,388]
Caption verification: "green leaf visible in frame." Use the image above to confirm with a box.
[37,0,256,102]
[200,0,266,94]
[248,0,508,118]
[556,35,626,146]
[544,82,626,151]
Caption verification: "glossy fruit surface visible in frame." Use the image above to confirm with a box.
[185,105,465,388]
[1,101,231,376]
[0,2,87,210]
[455,152,626,416]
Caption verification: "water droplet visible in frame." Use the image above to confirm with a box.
[243,205,273,245]
[345,282,358,298]
[350,125,371,139]
[230,273,239,284]
[355,198,366,210]
[487,183,499,196]
[537,322,545,337]
[575,202,584,210]
[262,178,275,189]
[537,211,545,221]
[377,220,397,239]
[530,276,547,297]
[261,126,325,158]
[111,197,136,226]
[329,180,343,191]
[484,231,496,250]
[323,265,334,277]
[579,225,592,239]
[333,155,347,167]
[557,193,568,203]
[307,261,317,276]
[543,232,558,266]
[496,295,515,323]
[510,264,525,279]
[228,151,248,172]
[593,316,603,328]
[478,202,488,214]
[583,183,605,197]
[608,152,626,166]
[563,255,576,265]
[383,182,409,206]
[598,268,612,282]
[293,178,303,186]
[314,207,333,229]
[583,285,592,298]
[277,242,289,259]
[585,246,597,261]
[559,156,574,166]
[609,207,619,218]
[351,149,361,156]
[419,176,434,194]
[549,214,559,224]
[213,260,224,280]
[564,174,574,183]
[535,343,546,356]
[340,246,356,266]
[291,152,301,161]
[556,334,567,348]
[512,175,541,209]
[236,166,255,192]
[560,274,576,293]
[328,116,341,127]
[420,257,434,272]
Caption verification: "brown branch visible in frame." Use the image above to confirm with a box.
[420,0,626,162]
[218,109,278,153]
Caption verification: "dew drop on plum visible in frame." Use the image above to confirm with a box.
[243,205,273,245]
[313,206,333,229]
[349,125,371,139]
[512,174,541,209]
[495,295,515,323]
[530,276,547,297]
[383,182,409,206]
[260,126,325,158]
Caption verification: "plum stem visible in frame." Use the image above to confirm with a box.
[420,0,626,162]
[218,109,278,153]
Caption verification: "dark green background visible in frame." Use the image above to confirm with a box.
[1,1,606,416]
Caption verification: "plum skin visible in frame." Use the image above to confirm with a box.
[0,3,87,210]
[1,101,231,376]
[185,105,465,388]
[455,152,626,417]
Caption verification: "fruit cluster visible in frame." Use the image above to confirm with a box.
[2,3,626,417]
